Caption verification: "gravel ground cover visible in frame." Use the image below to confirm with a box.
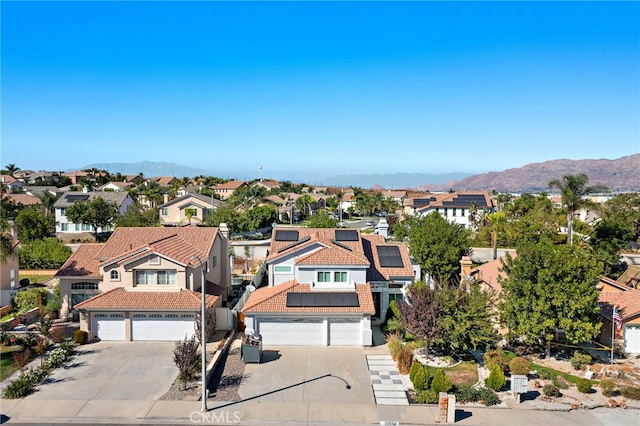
[207,346,245,402]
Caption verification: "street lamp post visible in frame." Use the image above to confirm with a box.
[191,255,207,412]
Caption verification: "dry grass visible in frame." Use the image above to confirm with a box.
[443,361,479,386]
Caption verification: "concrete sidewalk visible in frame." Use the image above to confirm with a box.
[2,397,639,425]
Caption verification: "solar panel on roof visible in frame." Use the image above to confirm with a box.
[286,292,360,307]
[377,245,404,268]
[335,229,358,241]
[65,194,90,202]
[274,230,299,241]
[276,236,311,253]
[413,198,435,206]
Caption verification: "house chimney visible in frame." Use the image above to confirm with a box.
[460,256,472,285]
[163,193,169,204]
[376,217,389,238]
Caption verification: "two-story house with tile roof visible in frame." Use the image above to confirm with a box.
[54,191,135,239]
[55,225,230,341]
[242,227,416,346]
[158,192,227,226]
[407,191,495,229]
[211,180,247,200]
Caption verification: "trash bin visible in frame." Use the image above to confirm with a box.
[241,333,262,363]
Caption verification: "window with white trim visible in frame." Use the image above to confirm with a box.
[135,270,177,285]
[110,270,120,281]
[71,282,99,290]
[334,271,347,282]
[274,265,292,273]
[317,272,331,282]
[160,208,168,216]
[61,223,69,231]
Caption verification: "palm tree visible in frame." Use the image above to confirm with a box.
[40,191,60,217]
[548,174,608,245]
[3,164,20,177]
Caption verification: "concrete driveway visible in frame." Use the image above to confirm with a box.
[238,346,374,405]
[26,341,177,401]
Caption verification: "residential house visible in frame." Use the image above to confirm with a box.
[158,192,226,226]
[63,170,94,185]
[54,191,135,239]
[150,176,179,188]
[252,179,280,192]
[55,225,231,341]
[98,181,133,192]
[407,191,495,229]
[597,277,640,355]
[2,193,42,208]
[0,175,24,192]
[242,227,415,346]
[211,180,247,200]
[0,221,20,306]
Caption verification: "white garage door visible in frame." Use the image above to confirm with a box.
[258,318,323,345]
[625,326,640,353]
[93,313,125,341]
[329,318,362,346]
[132,313,196,341]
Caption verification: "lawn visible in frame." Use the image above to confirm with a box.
[19,272,56,284]
[0,346,37,381]
[427,361,479,387]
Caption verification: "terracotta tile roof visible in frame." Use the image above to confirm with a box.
[362,235,414,282]
[74,287,217,310]
[55,244,105,278]
[3,193,42,206]
[597,276,631,292]
[242,281,375,314]
[150,176,178,187]
[213,181,246,190]
[599,288,640,321]
[96,227,219,265]
[267,228,368,265]
[471,254,517,295]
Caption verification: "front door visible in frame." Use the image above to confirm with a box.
[372,291,381,320]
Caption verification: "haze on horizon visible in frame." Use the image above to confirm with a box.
[1,2,638,182]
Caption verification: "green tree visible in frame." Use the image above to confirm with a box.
[430,369,452,393]
[407,212,470,287]
[65,197,119,241]
[2,163,21,177]
[203,205,242,233]
[548,174,608,245]
[499,238,602,358]
[485,365,506,391]
[294,194,314,220]
[16,206,54,241]
[306,210,338,228]
[39,192,60,217]
[436,283,496,354]
[245,205,277,230]
[115,203,160,227]
[19,238,72,269]
[0,217,16,263]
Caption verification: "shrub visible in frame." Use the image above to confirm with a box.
[413,389,438,404]
[73,330,89,344]
[543,384,562,397]
[409,361,420,382]
[509,357,530,376]
[431,369,452,394]
[552,375,569,390]
[412,365,429,391]
[396,345,414,375]
[483,348,507,371]
[576,378,592,393]
[386,332,403,361]
[50,326,66,343]
[13,348,32,369]
[3,374,33,399]
[173,336,200,390]
[570,351,592,370]
[23,366,48,385]
[42,347,69,370]
[599,379,616,397]
[619,386,640,400]
[537,368,554,380]
[453,385,501,406]
[485,364,506,391]
[13,288,49,314]
[59,341,75,355]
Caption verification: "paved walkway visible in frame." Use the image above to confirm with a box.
[366,354,409,405]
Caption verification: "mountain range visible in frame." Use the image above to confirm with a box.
[80,154,639,192]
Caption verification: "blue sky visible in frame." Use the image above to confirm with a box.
[2,1,639,182]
